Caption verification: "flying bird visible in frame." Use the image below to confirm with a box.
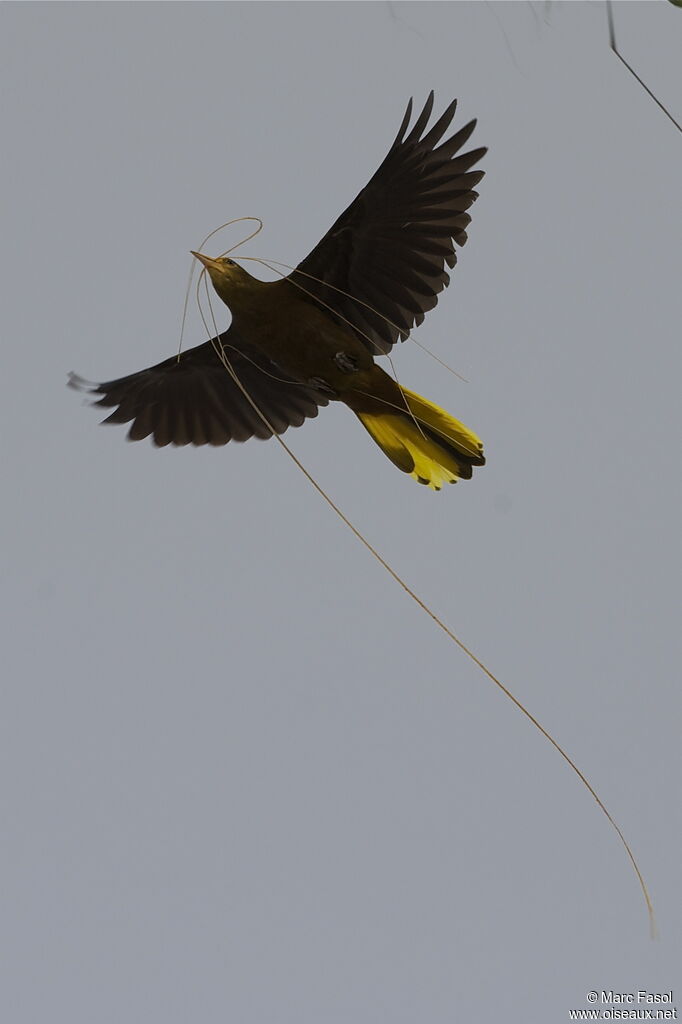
[70,93,487,489]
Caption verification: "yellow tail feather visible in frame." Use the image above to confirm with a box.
[354,386,485,490]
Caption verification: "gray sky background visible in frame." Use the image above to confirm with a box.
[2,2,680,1021]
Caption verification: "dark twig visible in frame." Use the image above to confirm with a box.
[607,0,681,133]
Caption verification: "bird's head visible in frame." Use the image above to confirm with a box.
[190,251,255,307]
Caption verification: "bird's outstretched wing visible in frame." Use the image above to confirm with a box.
[291,92,486,355]
[69,331,329,446]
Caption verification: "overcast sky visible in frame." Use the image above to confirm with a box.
[2,3,681,1021]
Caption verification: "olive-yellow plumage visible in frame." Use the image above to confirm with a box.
[70,93,487,489]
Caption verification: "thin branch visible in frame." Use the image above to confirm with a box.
[607,0,681,133]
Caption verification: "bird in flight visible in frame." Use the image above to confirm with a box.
[70,93,487,490]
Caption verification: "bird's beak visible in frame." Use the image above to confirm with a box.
[190,251,220,270]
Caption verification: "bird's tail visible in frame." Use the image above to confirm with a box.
[345,384,485,490]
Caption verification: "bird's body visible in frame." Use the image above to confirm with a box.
[208,269,375,389]
[71,94,487,489]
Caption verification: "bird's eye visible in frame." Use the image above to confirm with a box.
[223,258,235,267]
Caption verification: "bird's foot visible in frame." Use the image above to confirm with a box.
[308,376,338,396]
[333,351,360,373]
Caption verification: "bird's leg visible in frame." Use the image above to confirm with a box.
[333,351,360,373]
[308,376,338,396]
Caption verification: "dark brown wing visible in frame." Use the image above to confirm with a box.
[291,92,486,355]
[69,329,329,446]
